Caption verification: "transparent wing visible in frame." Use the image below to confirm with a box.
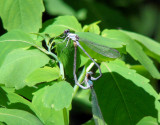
[91,87,106,125]
[79,38,120,58]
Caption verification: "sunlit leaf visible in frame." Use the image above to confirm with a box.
[136,116,158,125]
[83,21,101,34]
[102,29,160,79]
[122,30,160,62]
[0,49,50,89]
[0,0,44,32]
[25,66,60,86]
[43,81,73,110]
[43,15,82,37]
[0,30,35,67]
[32,87,68,125]
[0,108,43,125]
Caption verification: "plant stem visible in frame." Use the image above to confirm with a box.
[35,45,65,79]
[63,108,68,125]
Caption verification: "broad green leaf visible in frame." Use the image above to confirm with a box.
[122,30,160,62]
[136,116,158,125]
[102,29,160,79]
[0,108,43,125]
[0,49,50,89]
[0,0,44,32]
[43,81,73,110]
[43,15,82,37]
[93,60,158,125]
[32,87,68,125]
[25,66,60,86]
[83,21,101,34]
[0,30,35,67]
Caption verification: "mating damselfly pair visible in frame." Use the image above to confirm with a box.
[61,29,120,89]
[57,29,120,125]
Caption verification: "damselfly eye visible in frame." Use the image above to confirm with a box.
[64,29,70,34]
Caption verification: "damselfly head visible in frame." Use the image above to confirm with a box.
[64,29,70,35]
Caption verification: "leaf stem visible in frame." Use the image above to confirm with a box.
[34,45,65,79]
[63,108,68,125]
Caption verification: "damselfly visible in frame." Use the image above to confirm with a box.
[62,29,120,89]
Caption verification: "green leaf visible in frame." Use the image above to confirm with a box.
[32,87,68,125]
[136,116,158,125]
[93,60,158,125]
[25,66,60,86]
[43,15,82,37]
[0,88,8,107]
[15,86,37,101]
[0,87,34,114]
[122,30,160,62]
[0,49,50,89]
[0,30,35,67]
[102,29,160,79]
[0,108,43,125]
[43,81,73,110]
[0,0,44,32]
[56,40,81,77]
[83,21,101,34]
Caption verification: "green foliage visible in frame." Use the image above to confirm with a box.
[0,49,50,89]
[94,60,159,125]
[102,29,160,79]
[25,66,60,86]
[32,87,68,125]
[43,16,82,37]
[0,1,160,125]
[0,0,44,33]
[0,30,35,67]
[0,109,43,125]
[136,116,158,125]
[43,81,73,110]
